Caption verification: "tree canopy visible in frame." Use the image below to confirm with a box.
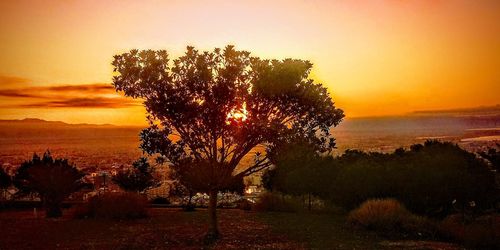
[112,45,344,192]
[112,157,160,193]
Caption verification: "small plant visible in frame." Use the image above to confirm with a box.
[74,192,148,219]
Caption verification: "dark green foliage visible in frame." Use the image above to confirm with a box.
[112,157,159,193]
[262,140,335,210]
[13,151,89,218]
[479,143,500,171]
[253,192,302,212]
[332,141,497,216]
[267,140,498,217]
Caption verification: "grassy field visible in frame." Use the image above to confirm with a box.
[0,208,463,249]
[257,211,467,250]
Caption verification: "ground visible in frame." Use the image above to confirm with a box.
[0,208,463,250]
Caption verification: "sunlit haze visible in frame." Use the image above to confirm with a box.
[0,0,498,125]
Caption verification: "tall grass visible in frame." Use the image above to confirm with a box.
[347,198,437,238]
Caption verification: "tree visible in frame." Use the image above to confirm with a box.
[263,140,328,210]
[112,45,344,239]
[13,151,90,218]
[0,167,11,203]
[112,157,160,193]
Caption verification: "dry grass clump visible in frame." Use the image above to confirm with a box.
[347,198,436,237]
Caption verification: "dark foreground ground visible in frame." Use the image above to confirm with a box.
[0,208,463,250]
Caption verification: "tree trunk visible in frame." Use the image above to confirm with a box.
[206,189,219,241]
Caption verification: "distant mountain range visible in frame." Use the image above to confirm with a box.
[410,105,500,117]
[0,118,118,128]
[0,105,498,134]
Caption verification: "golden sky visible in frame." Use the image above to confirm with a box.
[0,0,499,125]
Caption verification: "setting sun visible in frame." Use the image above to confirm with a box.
[226,103,248,124]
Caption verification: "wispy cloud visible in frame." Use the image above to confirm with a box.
[0,77,139,109]
[15,97,138,108]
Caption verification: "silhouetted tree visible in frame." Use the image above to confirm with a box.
[112,45,344,239]
[13,151,89,218]
[264,140,333,210]
[0,167,11,202]
[112,157,160,193]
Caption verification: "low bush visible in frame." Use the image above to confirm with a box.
[347,198,437,238]
[253,192,302,212]
[74,192,148,219]
[151,196,170,205]
[439,213,500,249]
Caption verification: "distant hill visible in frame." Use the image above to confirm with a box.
[0,118,120,128]
[0,118,142,139]
[411,105,500,117]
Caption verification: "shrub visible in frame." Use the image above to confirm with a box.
[319,141,498,217]
[348,199,437,237]
[439,213,500,249]
[112,157,159,193]
[74,192,148,219]
[151,196,170,205]
[253,192,301,212]
[13,151,90,218]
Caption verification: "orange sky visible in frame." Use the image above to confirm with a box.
[0,0,498,125]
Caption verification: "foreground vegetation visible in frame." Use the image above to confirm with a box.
[264,140,499,217]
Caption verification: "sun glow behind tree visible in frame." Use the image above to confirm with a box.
[111,45,344,239]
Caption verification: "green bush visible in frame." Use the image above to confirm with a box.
[348,199,437,237]
[253,192,302,212]
[324,141,498,217]
[74,192,148,219]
